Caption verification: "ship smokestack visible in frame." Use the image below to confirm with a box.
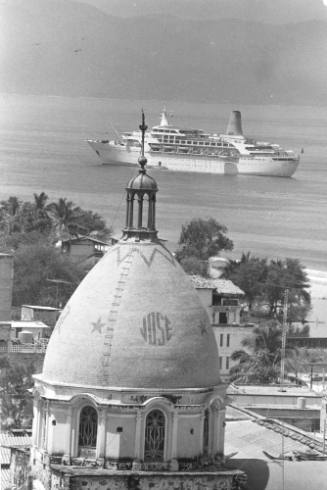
[226,110,243,136]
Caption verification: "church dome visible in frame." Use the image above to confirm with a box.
[41,240,220,389]
[41,112,220,391]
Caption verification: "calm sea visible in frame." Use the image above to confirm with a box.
[0,93,326,273]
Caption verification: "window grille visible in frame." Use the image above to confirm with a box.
[78,406,98,449]
[144,410,165,461]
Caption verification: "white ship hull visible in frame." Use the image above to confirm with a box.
[88,141,299,177]
[87,141,238,175]
[238,155,300,177]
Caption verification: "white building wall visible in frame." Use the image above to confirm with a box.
[176,415,201,458]
[106,414,136,459]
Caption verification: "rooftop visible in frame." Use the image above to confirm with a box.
[22,305,61,311]
[228,384,321,399]
[224,405,327,490]
[190,275,244,295]
[10,321,50,330]
[61,235,113,246]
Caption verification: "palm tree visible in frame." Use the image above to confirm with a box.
[33,192,49,213]
[47,198,82,238]
[230,320,297,384]
[30,192,51,233]
[264,258,310,319]
[0,196,22,235]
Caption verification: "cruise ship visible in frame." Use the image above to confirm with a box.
[87,111,239,175]
[87,110,300,177]
[220,111,300,177]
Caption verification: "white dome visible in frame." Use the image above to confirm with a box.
[41,240,221,390]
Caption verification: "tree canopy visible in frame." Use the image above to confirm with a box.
[0,193,110,307]
[0,193,110,247]
[225,254,310,325]
[0,356,34,430]
[175,218,233,275]
[12,242,86,307]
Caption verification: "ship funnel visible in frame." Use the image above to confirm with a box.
[160,109,169,127]
[226,110,243,136]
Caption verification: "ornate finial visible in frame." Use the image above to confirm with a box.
[138,109,148,172]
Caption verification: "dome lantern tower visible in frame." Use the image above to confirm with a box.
[123,110,158,242]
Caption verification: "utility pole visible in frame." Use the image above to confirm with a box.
[279,288,289,392]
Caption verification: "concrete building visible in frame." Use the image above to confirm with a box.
[0,321,11,347]
[225,404,327,490]
[30,129,242,490]
[10,320,50,342]
[228,384,322,432]
[60,235,117,261]
[0,252,13,321]
[190,275,253,379]
[21,305,61,328]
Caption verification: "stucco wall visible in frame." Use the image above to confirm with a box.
[176,415,201,458]
[51,407,70,454]
[106,414,136,459]
[0,253,13,322]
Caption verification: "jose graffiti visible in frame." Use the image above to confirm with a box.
[140,312,173,346]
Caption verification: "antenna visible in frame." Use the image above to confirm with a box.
[279,288,289,392]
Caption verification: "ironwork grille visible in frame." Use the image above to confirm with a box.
[144,410,165,461]
[78,406,98,448]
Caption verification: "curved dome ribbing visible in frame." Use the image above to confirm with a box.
[41,240,221,389]
[127,172,158,190]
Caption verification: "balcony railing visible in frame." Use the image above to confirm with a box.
[0,343,48,353]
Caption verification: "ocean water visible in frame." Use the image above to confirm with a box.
[0,93,326,272]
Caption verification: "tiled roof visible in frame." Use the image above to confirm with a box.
[190,275,244,295]
[62,235,112,246]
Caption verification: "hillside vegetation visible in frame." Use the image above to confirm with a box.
[1,0,327,105]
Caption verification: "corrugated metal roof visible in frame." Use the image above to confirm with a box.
[0,433,31,448]
[0,446,11,465]
[1,468,12,488]
[190,275,244,295]
[11,321,50,330]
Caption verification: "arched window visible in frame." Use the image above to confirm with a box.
[144,409,165,462]
[78,406,98,457]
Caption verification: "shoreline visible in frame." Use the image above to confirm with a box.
[306,269,327,299]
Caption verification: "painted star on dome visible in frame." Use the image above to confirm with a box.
[91,317,105,334]
[198,321,208,335]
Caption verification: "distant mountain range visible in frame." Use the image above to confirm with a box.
[78,0,327,24]
[1,0,327,105]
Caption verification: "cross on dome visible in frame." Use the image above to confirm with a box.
[138,109,148,171]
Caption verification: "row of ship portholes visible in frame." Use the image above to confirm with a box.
[78,406,210,461]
